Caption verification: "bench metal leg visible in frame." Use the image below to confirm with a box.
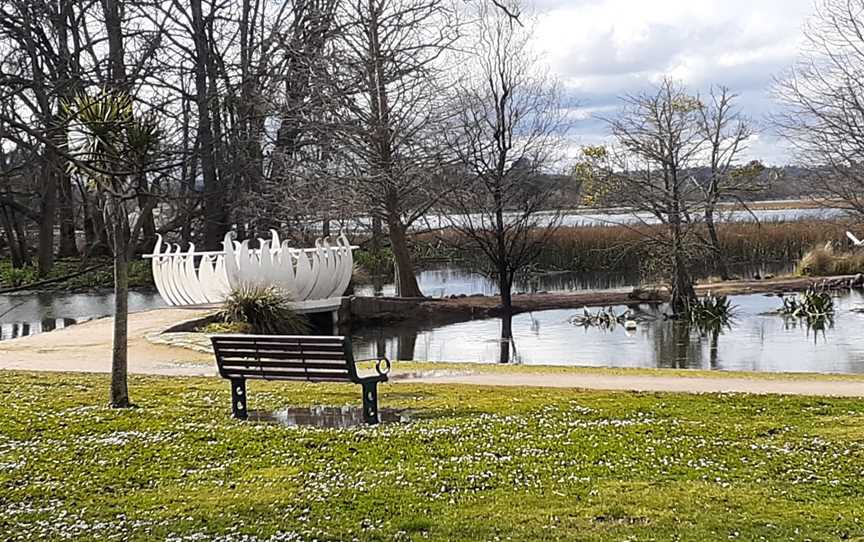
[230,378,247,420]
[361,381,380,425]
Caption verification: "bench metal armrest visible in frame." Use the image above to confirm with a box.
[356,357,391,377]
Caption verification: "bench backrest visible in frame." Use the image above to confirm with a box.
[211,335,358,383]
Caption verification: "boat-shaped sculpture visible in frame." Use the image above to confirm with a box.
[146,231,355,310]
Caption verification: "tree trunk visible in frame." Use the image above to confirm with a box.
[0,206,24,268]
[37,164,57,276]
[57,170,78,257]
[136,173,156,253]
[109,205,130,408]
[499,313,513,364]
[102,0,131,408]
[191,0,224,250]
[669,223,695,316]
[388,220,422,297]
[704,207,729,280]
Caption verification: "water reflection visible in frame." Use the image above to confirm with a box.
[355,261,794,298]
[0,290,165,341]
[0,318,80,340]
[351,291,864,374]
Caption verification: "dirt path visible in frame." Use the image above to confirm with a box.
[0,308,216,376]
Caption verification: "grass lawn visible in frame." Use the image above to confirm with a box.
[2,371,864,541]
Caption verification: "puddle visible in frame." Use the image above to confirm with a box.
[248,405,412,428]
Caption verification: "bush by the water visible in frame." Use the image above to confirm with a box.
[0,258,152,290]
[216,286,309,335]
[797,246,864,276]
[686,293,735,332]
[0,263,37,287]
[779,285,834,320]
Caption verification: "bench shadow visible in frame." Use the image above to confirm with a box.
[247,405,413,428]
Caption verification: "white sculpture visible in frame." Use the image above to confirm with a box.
[147,231,355,307]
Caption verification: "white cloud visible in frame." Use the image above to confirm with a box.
[531,0,816,164]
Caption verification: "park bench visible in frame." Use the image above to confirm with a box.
[211,334,390,424]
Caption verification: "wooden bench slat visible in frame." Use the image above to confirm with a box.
[212,335,346,345]
[219,360,352,371]
[219,368,354,381]
[213,340,346,350]
[215,352,353,363]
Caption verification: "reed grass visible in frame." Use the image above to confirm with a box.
[416,219,858,275]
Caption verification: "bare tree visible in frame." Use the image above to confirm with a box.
[444,1,567,344]
[774,0,864,218]
[332,0,460,298]
[602,79,707,315]
[696,86,755,280]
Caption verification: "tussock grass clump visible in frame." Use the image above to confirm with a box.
[686,293,735,333]
[216,286,309,335]
[797,247,864,276]
[780,285,835,319]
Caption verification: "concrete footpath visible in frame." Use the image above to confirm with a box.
[1,308,863,397]
[0,308,215,376]
[394,371,864,397]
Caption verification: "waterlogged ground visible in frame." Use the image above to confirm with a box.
[2,372,864,540]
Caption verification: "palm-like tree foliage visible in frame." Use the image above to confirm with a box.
[63,91,161,187]
[62,90,162,408]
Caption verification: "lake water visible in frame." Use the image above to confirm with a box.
[354,260,796,298]
[351,291,864,375]
[0,261,795,340]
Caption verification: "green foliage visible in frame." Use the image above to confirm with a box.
[217,286,309,335]
[3,370,864,540]
[0,264,37,288]
[572,145,619,207]
[0,258,153,291]
[354,247,394,275]
[686,293,735,333]
[779,285,834,328]
[63,91,162,179]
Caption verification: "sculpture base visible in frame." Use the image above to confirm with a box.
[287,297,344,314]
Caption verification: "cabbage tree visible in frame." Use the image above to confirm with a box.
[63,91,161,408]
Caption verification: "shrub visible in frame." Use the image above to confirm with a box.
[797,247,864,276]
[779,285,834,320]
[354,247,394,275]
[216,286,309,335]
[686,293,735,333]
[0,264,37,288]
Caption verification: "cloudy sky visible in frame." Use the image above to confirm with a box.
[531,0,817,165]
